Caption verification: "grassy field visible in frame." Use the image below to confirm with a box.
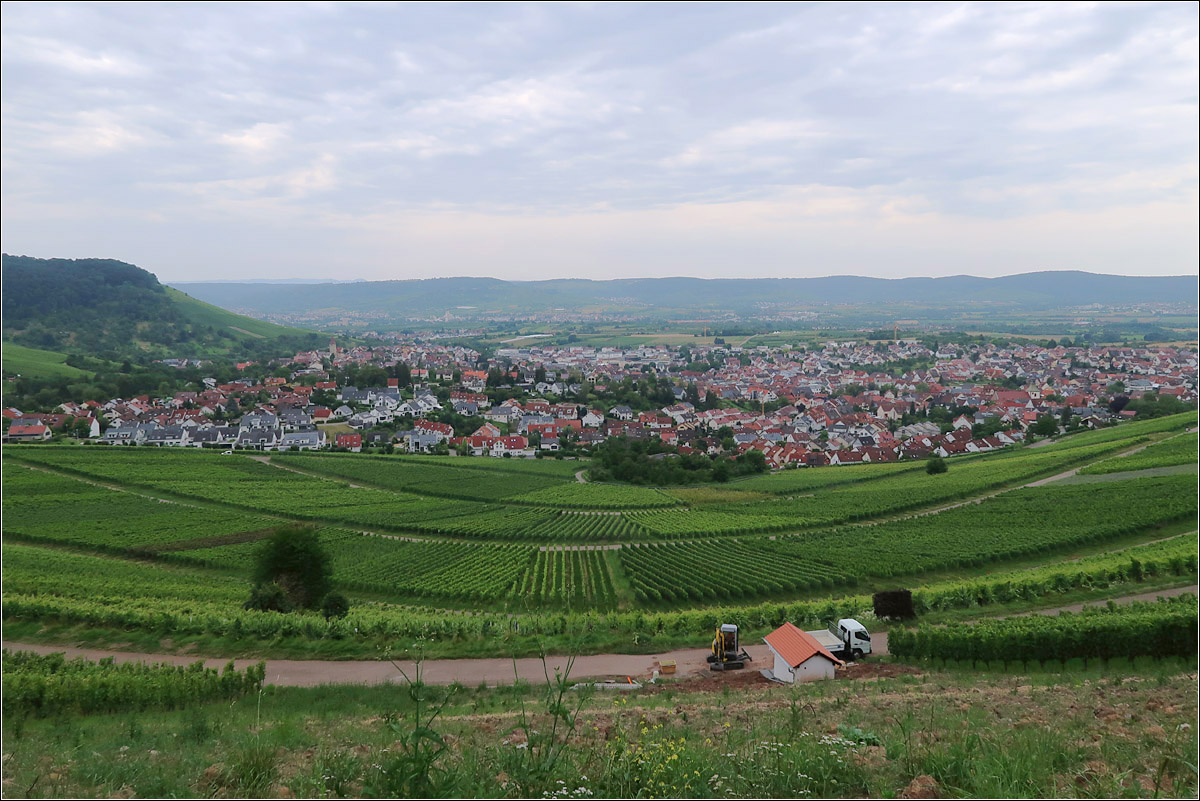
[1,343,94,379]
[0,654,1195,799]
[165,287,315,341]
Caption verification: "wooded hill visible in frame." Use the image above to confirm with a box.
[173,271,1199,320]
[2,255,323,370]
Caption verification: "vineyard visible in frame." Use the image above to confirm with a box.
[762,474,1198,577]
[1,412,1196,644]
[274,451,571,501]
[2,650,265,717]
[619,540,850,604]
[1078,432,1198,475]
[1,463,279,553]
[2,530,1196,651]
[888,596,1199,667]
[511,548,619,609]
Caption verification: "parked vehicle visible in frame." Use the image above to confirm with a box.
[807,618,872,660]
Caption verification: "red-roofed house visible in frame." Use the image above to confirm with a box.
[762,622,843,684]
[335,433,362,452]
[5,423,52,442]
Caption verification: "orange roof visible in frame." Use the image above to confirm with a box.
[763,622,843,668]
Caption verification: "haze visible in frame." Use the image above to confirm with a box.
[1,1,1197,282]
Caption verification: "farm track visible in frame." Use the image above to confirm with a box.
[4,586,1194,688]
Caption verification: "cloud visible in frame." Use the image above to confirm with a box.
[217,123,290,154]
[0,1,1195,279]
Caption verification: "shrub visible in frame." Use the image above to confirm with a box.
[321,592,351,620]
[243,582,293,613]
[926,457,948,475]
[873,589,915,620]
[251,526,332,610]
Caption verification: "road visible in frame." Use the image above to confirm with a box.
[5,586,1193,688]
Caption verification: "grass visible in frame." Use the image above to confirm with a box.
[165,287,314,340]
[1,343,93,379]
[1,658,1195,798]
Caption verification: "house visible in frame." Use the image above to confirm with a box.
[581,409,605,428]
[762,622,843,684]
[491,435,530,456]
[236,427,282,450]
[280,430,325,451]
[144,425,189,447]
[188,426,238,447]
[5,423,51,442]
[413,419,454,442]
[610,405,634,421]
[335,433,362,452]
[396,429,443,453]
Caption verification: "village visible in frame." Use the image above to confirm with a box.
[4,335,1196,470]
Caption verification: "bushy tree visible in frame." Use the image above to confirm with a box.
[926,456,948,475]
[321,592,351,620]
[250,526,332,610]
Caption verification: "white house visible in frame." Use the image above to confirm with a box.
[762,622,843,684]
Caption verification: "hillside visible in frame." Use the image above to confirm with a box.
[171,271,1200,321]
[2,255,323,374]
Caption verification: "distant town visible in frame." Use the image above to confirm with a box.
[4,336,1196,469]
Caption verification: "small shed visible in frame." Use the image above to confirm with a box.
[763,622,843,684]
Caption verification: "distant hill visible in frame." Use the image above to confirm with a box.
[172,271,1198,320]
[2,255,323,375]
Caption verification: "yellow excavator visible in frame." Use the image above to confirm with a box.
[707,623,752,671]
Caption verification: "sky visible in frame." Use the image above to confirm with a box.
[1,1,1197,282]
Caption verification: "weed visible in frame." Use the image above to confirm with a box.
[366,640,460,797]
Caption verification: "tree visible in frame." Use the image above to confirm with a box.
[321,592,350,620]
[1031,414,1059,437]
[926,456,948,475]
[249,526,332,610]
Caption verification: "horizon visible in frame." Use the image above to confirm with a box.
[167,268,1196,285]
[2,2,1197,282]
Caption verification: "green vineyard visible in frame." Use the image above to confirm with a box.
[889,596,1199,666]
[2,412,1196,645]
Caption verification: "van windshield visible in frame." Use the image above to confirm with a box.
[855,631,871,641]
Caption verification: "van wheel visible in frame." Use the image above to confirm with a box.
[853,649,864,661]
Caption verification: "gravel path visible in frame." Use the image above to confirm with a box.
[5,586,1193,687]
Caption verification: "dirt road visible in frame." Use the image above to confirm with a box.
[0,640,773,688]
[5,586,1192,688]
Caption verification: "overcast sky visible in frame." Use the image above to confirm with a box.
[2,1,1196,282]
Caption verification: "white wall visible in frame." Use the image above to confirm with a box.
[795,654,836,682]
[772,651,795,684]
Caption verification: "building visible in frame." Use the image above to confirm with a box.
[335,433,362,452]
[762,622,843,684]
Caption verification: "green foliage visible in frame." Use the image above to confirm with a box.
[321,592,351,620]
[620,540,850,603]
[926,456,948,475]
[243,582,294,613]
[587,435,766,485]
[1079,432,1197,475]
[2,650,265,717]
[890,596,1199,666]
[251,526,332,610]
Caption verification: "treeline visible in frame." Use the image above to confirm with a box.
[587,436,766,485]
